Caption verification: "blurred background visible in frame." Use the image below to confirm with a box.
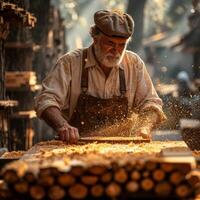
[0,0,200,151]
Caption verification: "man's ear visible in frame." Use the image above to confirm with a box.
[93,37,97,44]
[93,36,99,44]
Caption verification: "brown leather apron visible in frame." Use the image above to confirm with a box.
[70,49,129,136]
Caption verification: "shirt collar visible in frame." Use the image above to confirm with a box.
[84,44,124,70]
[84,45,96,68]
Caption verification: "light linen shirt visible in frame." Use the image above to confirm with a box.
[35,45,165,122]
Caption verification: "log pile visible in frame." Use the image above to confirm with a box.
[0,141,200,199]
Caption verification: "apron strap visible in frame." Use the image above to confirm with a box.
[119,68,126,95]
[81,48,88,92]
[81,48,126,96]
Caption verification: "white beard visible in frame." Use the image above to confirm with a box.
[94,43,125,68]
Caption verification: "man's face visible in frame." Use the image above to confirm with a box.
[94,34,128,68]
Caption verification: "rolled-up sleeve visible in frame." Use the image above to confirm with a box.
[134,56,166,122]
[34,56,71,118]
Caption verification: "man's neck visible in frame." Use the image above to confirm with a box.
[100,64,112,78]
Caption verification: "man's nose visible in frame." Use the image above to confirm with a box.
[110,44,122,53]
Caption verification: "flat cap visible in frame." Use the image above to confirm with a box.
[94,10,134,38]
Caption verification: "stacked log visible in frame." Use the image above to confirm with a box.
[0,156,199,199]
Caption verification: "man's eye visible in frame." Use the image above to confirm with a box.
[120,44,125,48]
[108,41,114,46]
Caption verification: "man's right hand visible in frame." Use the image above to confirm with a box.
[56,122,79,144]
[41,106,80,144]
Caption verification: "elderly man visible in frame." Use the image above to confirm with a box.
[35,10,166,143]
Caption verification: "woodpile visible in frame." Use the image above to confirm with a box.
[0,157,199,199]
[0,141,200,199]
[5,71,37,88]
[0,2,36,30]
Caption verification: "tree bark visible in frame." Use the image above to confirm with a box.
[127,0,147,52]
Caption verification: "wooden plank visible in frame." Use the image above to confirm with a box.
[16,8,27,15]
[0,2,4,10]
[0,16,3,24]
[5,80,36,87]
[180,119,200,129]
[26,128,35,150]
[160,147,192,157]
[6,84,42,92]
[149,156,196,172]
[12,110,36,119]
[5,71,36,76]
[21,141,188,162]
[1,2,36,28]
[0,100,18,107]
[3,3,17,10]
[5,71,37,88]
[78,136,150,144]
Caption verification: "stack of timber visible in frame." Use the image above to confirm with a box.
[0,0,37,151]
[0,140,200,199]
[5,71,37,89]
[0,2,36,30]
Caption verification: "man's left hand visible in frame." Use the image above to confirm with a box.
[134,126,151,140]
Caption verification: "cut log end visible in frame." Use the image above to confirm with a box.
[105,182,121,198]
[68,183,88,199]
[155,181,172,196]
[30,185,46,200]
[48,185,65,200]
[126,181,139,193]
[90,184,104,197]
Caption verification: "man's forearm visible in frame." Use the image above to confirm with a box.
[137,110,159,130]
[128,110,159,139]
[41,106,67,130]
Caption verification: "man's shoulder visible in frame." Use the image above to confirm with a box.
[125,50,143,64]
[59,48,83,62]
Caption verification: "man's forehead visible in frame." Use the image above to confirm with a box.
[100,34,128,43]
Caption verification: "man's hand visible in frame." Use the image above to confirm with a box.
[41,106,80,144]
[134,126,151,140]
[56,122,79,144]
[132,109,160,140]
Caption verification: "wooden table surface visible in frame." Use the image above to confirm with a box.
[20,140,189,164]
